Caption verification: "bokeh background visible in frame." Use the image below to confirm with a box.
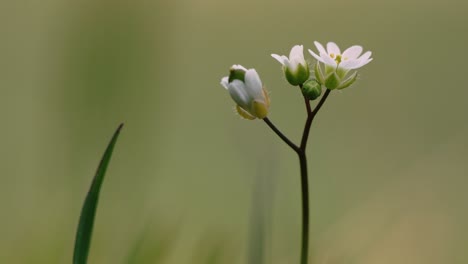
[1,0,468,263]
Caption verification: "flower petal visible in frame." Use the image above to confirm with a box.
[231,64,247,71]
[342,45,363,60]
[339,59,362,69]
[308,49,325,63]
[244,69,264,101]
[352,51,373,69]
[220,76,229,89]
[289,45,304,60]
[327,42,341,55]
[320,51,337,67]
[314,41,327,55]
[358,58,373,68]
[358,51,372,62]
[271,54,288,65]
[228,80,250,108]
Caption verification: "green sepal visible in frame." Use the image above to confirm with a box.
[324,72,341,90]
[229,68,246,82]
[325,65,335,75]
[338,72,358,89]
[314,63,325,84]
[336,67,350,79]
[284,63,310,86]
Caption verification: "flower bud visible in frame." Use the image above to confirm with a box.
[220,65,270,120]
[272,45,310,86]
[301,79,322,100]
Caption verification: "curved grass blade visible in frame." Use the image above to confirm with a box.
[73,123,124,264]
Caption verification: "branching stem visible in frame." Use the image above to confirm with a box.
[263,88,331,264]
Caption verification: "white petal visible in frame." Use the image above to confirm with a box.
[357,51,372,62]
[327,42,341,55]
[340,53,373,69]
[244,69,264,101]
[231,64,247,71]
[342,45,363,60]
[358,58,373,68]
[271,54,288,65]
[220,76,229,89]
[290,45,306,70]
[339,59,362,70]
[314,41,327,55]
[320,51,337,67]
[289,57,302,71]
[289,45,304,60]
[350,51,372,69]
[228,80,250,108]
[308,49,325,63]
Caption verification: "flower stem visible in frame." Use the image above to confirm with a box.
[300,89,331,151]
[298,150,309,264]
[263,88,331,264]
[263,117,300,153]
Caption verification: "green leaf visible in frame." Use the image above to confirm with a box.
[73,124,124,264]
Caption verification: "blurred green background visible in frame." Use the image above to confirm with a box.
[1,0,468,263]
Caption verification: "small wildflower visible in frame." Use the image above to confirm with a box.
[221,65,270,119]
[309,41,372,89]
[272,45,310,86]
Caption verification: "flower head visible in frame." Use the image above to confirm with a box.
[221,65,270,120]
[309,41,373,90]
[272,45,310,86]
[308,41,372,71]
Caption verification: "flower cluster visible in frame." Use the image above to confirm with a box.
[220,42,372,119]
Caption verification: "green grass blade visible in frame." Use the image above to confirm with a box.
[247,164,276,264]
[73,123,124,264]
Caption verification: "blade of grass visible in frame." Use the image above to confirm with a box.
[247,161,276,264]
[73,123,124,264]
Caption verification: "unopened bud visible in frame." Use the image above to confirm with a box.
[301,79,322,100]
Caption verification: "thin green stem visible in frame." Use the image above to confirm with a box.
[298,150,309,264]
[263,88,332,264]
[300,89,331,151]
[263,117,300,153]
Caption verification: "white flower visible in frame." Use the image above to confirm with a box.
[308,41,373,90]
[272,45,310,86]
[308,41,372,70]
[221,65,270,120]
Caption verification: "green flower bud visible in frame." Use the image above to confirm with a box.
[301,79,322,100]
